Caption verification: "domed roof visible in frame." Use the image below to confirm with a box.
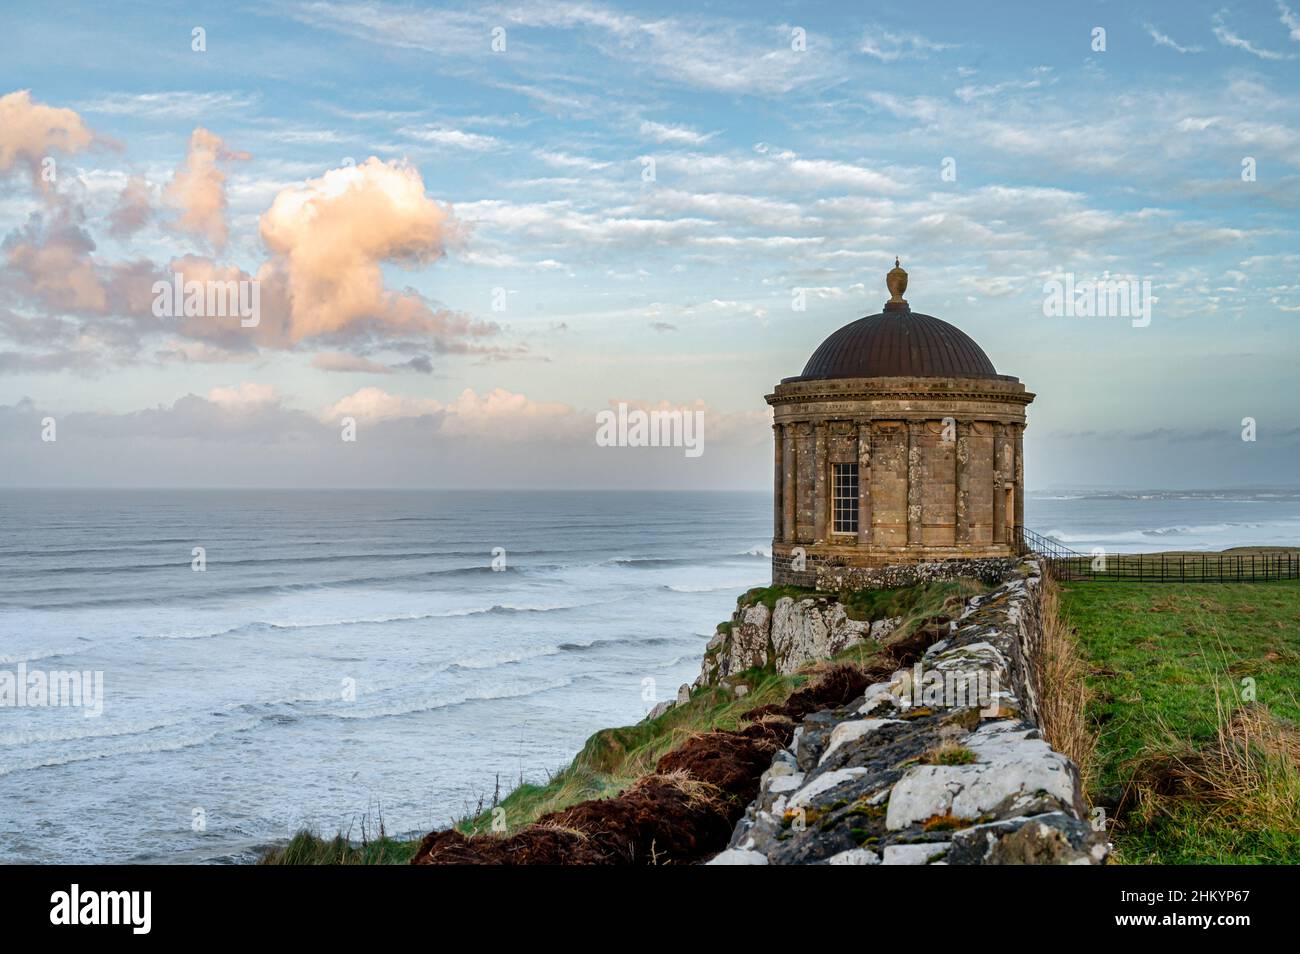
[789,260,1003,382]
[795,309,999,381]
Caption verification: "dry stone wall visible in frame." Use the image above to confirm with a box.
[709,560,1108,865]
[817,556,1017,592]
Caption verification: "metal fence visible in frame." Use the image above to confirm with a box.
[1013,526,1300,583]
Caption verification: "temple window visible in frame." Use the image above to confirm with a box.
[832,463,858,534]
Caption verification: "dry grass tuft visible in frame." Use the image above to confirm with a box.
[1036,571,1098,792]
[1127,697,1300,835]
[923,740,976,765]
[652,769,727,810]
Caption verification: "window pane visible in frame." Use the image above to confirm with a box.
[832,463,858,534]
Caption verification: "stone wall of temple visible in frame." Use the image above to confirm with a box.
[767,376,1032,587]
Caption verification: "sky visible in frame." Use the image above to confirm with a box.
[0,0,1297,490]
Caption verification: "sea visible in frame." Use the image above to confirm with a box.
[1,487,1298,864]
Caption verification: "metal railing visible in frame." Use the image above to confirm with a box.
[1013,526,1300,583]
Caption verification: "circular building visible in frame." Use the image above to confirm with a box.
[768,261,1034,587]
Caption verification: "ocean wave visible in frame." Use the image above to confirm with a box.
[323,677,575,722]
[663,581,752,593]
[1044,521,1267,544]
[0,647,77,665]
[0,717,261,778]
[8,549,534,577]
[137,602,594,641]
[1143,522,1260,537]
[603,556,699,568]
[0,717,178,747]
[437,602,589,617]
[15,564,528,610]
[447,646,565,669]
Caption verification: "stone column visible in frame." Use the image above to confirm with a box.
[906,421,922,545]
[993,423,1009,545]
[772,423,783,541]
[782,422,796,543]
[813,421,828,544]
[954,419,970,546]
[856,421,872,546]
[1013,423,1025,535]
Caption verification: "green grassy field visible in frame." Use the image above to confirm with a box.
[1058,578,1300,864]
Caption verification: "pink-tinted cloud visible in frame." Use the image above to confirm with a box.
[317,386,770,445]
[310,352,395,374]
[0,103,510,363]
[3,197,108,313]
[0,90,97,187]
[163,127,248,250]
[108,176,153,238]
[258,157,497,347]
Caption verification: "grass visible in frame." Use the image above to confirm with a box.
[259,832,420,865]
[261,668,811,864]
[453,669,802,836]
[737,577,986,627]
[261,574,989,865]
[1057,577,1300,864]
[1035,574,1097,791]
[923,741,976,765]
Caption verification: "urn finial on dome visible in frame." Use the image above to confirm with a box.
[886,257,908,308]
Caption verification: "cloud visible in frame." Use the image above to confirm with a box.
[860,26,955,62]
[290,1,837,96]
[310,352,395,374]
[314,385,769,447]
[164,127,250,250]
[954,77,1047,102]
[76,90,259,119]
[107,176,152,238]
[0,389,773,489]
[1213,11,1293,60]
[319,385,443,423]
[207,382,281,409]
[0,90,98,186]
[535,150,612,172]
[3,197,109,313]
[0,119,508,363]
[639,120,714,145]
[256,157,501,349]
[398,125,502,150]
[394,354,433,373]
[1144,24,1203,54]
[154,340,259,364]
[1281,1,1300,41]
[317,385,579,440]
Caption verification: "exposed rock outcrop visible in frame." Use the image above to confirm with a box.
[710,561,1108,866]
[696,595,900,689]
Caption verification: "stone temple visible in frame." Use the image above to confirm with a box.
[769,261,1034,587]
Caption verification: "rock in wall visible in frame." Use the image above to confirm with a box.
[816,556,1017,592]
[709,560,1108,866]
